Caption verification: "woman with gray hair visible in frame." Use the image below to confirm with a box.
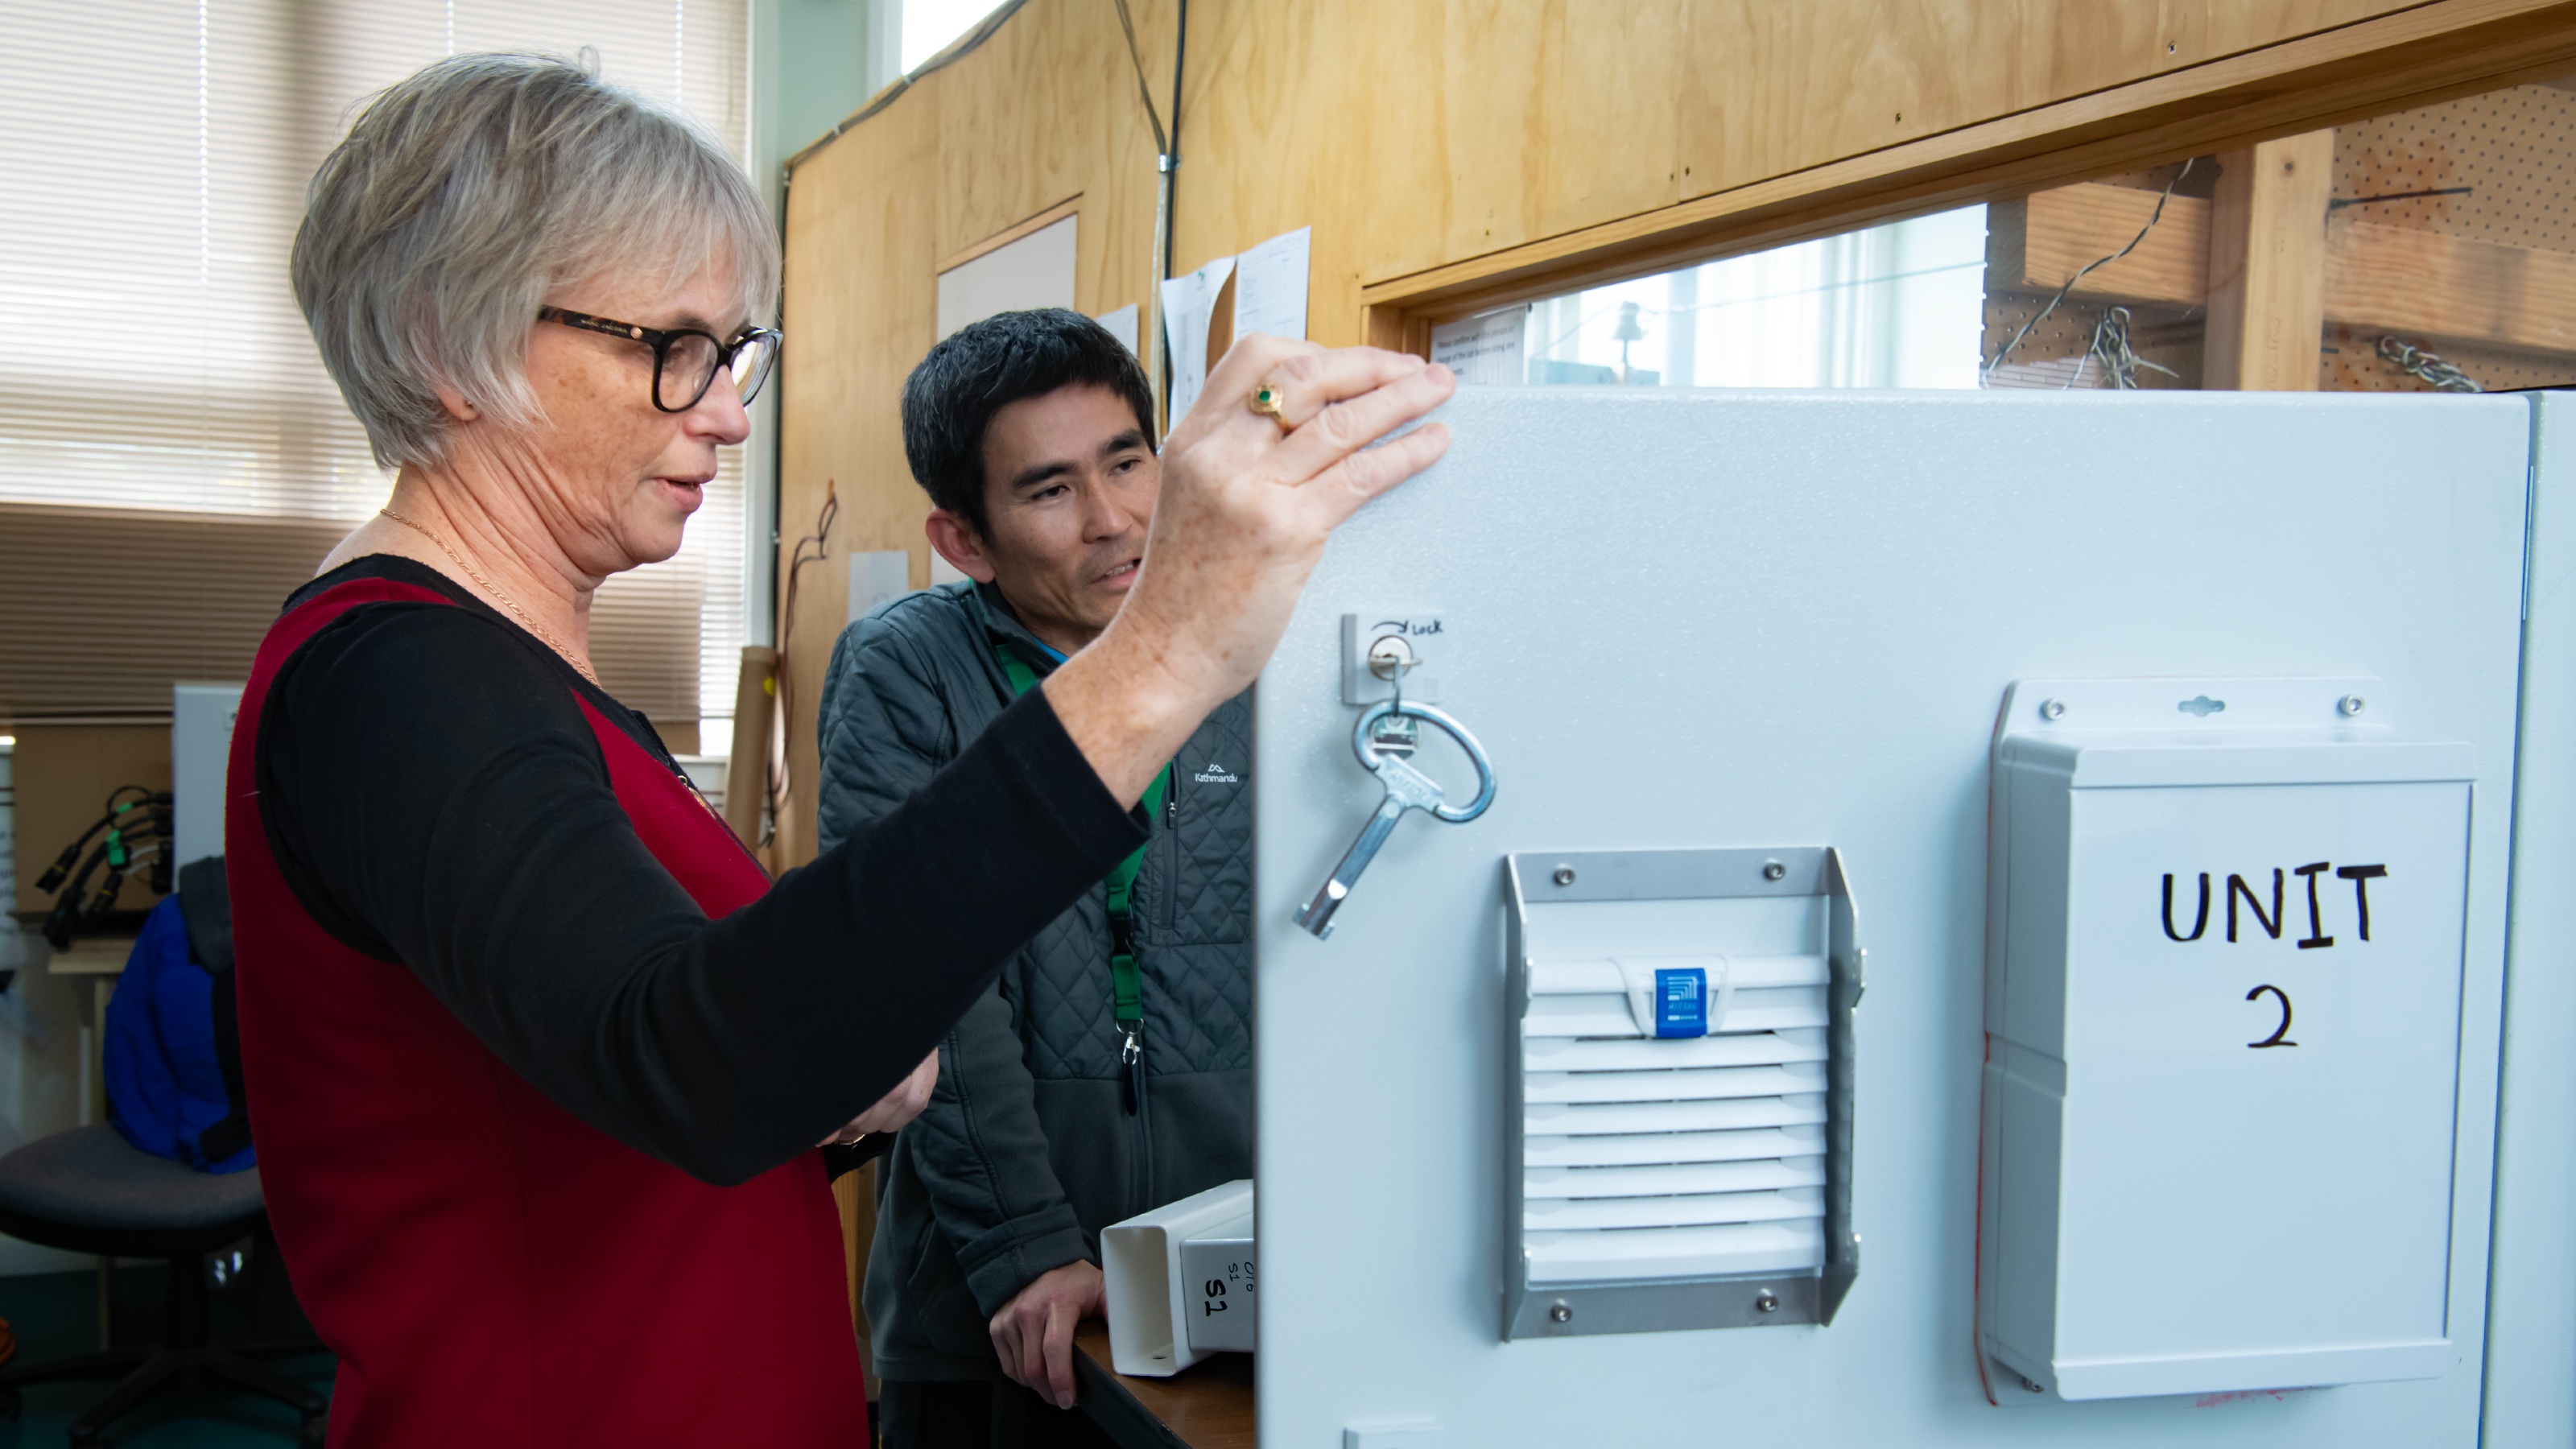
[231,52,1452,1448]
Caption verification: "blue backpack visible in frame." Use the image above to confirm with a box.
[105,857,254,1173]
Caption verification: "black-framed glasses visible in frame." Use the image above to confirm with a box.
[539,306,782,412]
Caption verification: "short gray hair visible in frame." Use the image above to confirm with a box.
[292,53,779,469]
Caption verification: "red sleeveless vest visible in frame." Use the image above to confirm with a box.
[225,578,865,1447]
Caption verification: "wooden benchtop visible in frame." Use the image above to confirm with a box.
[1073,1321,1253,1449]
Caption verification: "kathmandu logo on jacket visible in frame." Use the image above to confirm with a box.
[1193,762,1241,783]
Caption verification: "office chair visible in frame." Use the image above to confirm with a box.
[0,1125,326,1446]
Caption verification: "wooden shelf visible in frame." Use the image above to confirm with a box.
[46,938,135,976]
[1074,1321,1252,1449]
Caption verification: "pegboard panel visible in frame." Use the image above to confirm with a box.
[2335,83,2576,250]
[2326,80,2576,393]
[2322,324,2576,393]
[1988,93,2576,394]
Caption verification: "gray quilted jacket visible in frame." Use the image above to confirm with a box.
[815,580,1253,1382]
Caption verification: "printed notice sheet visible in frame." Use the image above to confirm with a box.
[1159,255,1234,419]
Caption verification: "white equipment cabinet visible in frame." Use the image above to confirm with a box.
[1980,675,2473,1400]
[170,683,242,870]
[1251,387,2572,1447]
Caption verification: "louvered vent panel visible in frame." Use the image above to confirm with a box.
[1503,848,1860,1340]
[1521,954,1832,1286]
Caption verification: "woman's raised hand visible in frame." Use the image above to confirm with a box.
[1046,339,1455,803]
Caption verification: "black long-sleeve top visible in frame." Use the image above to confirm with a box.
[254,555,1146,1185]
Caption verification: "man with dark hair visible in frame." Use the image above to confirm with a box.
[817,308,1251,1449]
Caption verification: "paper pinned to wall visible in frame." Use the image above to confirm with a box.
[1431,306,1530,386]
[1232,226,1311,344]
[1158,225,1308,423]
[848,549,912,623]
[1161,255,1234,421]
[1096,303,1140,357]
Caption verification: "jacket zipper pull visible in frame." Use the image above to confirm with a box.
[1121,1026,1143,1116]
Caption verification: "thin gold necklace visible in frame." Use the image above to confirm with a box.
[377,506,601,686]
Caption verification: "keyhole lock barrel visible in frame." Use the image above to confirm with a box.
[1365,634,1417,681]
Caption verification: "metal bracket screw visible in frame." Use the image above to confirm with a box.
[1753,1290,1779,1314]
[2020,1375,2045,1394]
[1762,861,1786,881]
[2339,694,2367,716]
[1551,866,1575,886]
[2040,697,2067,720]
[1547,1302,1572,1323]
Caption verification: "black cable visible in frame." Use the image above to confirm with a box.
[41,809,172,949]
[2330,186,2471,211]
[1164,0,1187,285]
[143,832,175,895]
[40,838,109,947]
[34,788,170,894]
[92,839,163,910]
[1107,0,1168,157]
[93,807,173,875]
[84,865,131,924]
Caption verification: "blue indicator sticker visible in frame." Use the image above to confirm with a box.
[1653,967,1708,1038]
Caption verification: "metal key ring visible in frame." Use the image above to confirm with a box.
[1352,700,1498,822]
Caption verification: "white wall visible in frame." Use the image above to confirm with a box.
[745,0,903,653]
[0,745,102,1276]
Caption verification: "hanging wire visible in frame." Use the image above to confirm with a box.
[766,483,839,845]
[2330,185,2472,212]
[1106,0,1169,155]
[1985,158,2197,380]
[2066,306,2179,390]
[2377,335,2483,393]
[1109,0,1181,427]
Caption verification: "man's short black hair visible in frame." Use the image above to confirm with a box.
[901,308,1157,537]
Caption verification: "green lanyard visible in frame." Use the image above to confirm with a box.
[996,644,1169,1101]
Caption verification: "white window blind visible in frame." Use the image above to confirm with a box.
[0,0,751,747]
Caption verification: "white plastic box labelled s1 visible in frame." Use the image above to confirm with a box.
[1978,675,2473,1402]
[1100,1179,1255,1377]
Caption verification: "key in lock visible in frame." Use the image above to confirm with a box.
[1362,633,1422,758]
[1294,699,1497,939]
